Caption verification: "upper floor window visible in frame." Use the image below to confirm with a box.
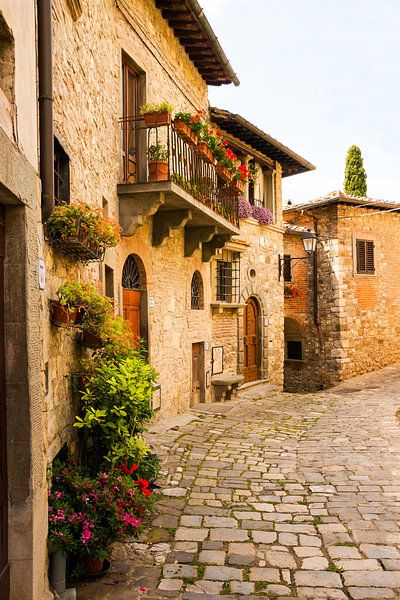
[54,137,70,205]
[216,250,240,303]
[356,239,375,274]
[263,169,275,218]
[121,59,139,183]
[191,271,204,310]
[283,254,292,282]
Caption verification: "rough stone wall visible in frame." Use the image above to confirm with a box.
[47,0,212,449]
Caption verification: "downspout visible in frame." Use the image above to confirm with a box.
[37,0,54,222]
[313,217,320,326]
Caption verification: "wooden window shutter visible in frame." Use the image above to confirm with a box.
[356,240,366,273]
[366,241,375,273]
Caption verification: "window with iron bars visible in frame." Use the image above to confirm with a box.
[216,250,240,303]
[54,137,70,205]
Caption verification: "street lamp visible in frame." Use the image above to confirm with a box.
[278,229,317,279]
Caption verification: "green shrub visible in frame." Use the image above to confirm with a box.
[139,101,173,115]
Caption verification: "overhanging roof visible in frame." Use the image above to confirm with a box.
[284,190,400,212]
[155,0,239,87]
[210,107,315,177]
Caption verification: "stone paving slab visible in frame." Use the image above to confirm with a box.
[76,364,400,598]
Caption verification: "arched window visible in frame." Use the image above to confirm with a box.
[191,271,204,310]
[122,254,142,290]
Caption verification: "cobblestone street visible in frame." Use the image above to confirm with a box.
[78,364,400,599]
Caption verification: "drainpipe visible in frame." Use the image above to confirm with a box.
[37,0,54,222]
[313,217,320,326]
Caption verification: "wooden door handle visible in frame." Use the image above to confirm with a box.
[251,335,257,344]
[243,336,248,346]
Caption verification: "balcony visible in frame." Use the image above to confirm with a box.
[118,117,240,260]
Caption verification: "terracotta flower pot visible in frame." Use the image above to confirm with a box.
[79,331,104,349]
[216,164,232,183]
[196,141,215,164]
[230,179,245,194]
[148,161,169,182]
[143,110,172,128]
[51,301,78,327]
[82,556,104,575]
[174,120,198,146]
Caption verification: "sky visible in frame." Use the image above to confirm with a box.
[200,0,400,203]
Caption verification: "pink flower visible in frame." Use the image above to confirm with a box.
[55,491,63,500]
[81,521,93,545]
[122,513,142,528]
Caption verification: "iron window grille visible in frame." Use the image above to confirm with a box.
[356,239,375,274]
[216,250,240,303]
[122,255,141,290]
[191,271,204,310]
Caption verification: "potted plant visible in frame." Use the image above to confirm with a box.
[284,283,303,298]
[48,461,155,577]
[174,111,202,146]
[252,205,273,225]
[147,144,169,182]
[139,101,173,128]
[50,301,79,328]
[45,203,121,263]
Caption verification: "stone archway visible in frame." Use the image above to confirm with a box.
[122,253,148,348]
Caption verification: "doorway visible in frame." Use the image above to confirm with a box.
[0,207,8,599]
[122,254,147,347]
[191,343,205,407]
[243,296,261,383]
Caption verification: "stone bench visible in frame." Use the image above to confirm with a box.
[211,375,243,403]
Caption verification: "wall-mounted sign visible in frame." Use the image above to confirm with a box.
[149,296,155,308]
[38,259,46,290]
[152,384,161,410]
[211,346,224,375]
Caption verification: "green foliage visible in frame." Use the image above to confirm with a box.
[148,144,168,163]
[74,353,157,468]
[139,101,173,115]
[46,202,121,248]
[344,145,367,197]
[56,280,113,336]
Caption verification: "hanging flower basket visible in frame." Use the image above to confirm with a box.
[78,331,105,349]
[143,110,172,128]
[196,141,215,164]
[230,179,245,194]
[45,203,121,264]
[173,119,198,146]
[284,284,303,298]
[216,164,232,183]
[50,300,79,327]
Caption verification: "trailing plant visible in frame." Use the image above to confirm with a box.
[147,144,168,163]
[46,202,121,250]
[139,101,173,115]
[48,461,155,561]
[248,161,259,184]
[238,197,253,220]
[252,205,273,225]
[56,280,113,338]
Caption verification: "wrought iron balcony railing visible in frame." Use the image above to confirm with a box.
[120,116,239,227]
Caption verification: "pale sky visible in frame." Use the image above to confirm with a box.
[200,0,400,203]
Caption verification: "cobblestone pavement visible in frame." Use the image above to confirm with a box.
[77,364,400,600]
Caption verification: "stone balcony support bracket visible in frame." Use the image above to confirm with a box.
[118,187,165,236]
[152,209,192,247]
[202,234,231,262]
[184,225,217,257]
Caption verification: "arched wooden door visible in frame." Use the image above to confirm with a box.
[243,297,260,383]
[122,255,144,346]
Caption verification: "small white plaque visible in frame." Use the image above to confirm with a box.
[38,259,46,290]
[149,296,155,308]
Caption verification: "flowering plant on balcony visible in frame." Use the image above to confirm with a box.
[284,283,303,298]
[238,197,253,219]
[252,205,273,225]
[232,163,253,184]
[45,202,121,262]
[174,110,204,136]
[48,461,155,561]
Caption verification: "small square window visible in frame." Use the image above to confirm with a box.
[287,340,302,360]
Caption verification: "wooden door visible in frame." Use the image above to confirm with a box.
[191,343,202,407]
[243,297,260,383]
[0,207,9,600]
[122,60,138,183]
[123,289,141,346]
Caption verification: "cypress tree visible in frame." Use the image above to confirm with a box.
[344,145,367,197]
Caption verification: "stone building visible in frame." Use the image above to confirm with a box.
[283,191,400,391]
[0,2,47,599]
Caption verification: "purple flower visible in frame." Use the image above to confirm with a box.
[252,205,273,225]
[238,196,253,220]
